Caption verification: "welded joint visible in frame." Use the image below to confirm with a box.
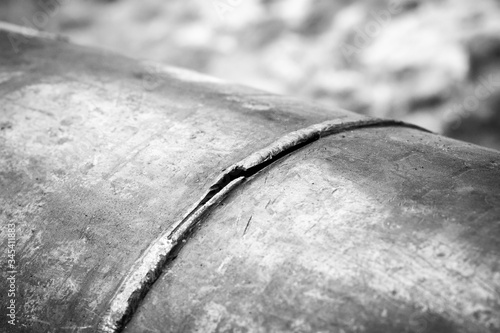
[99,177,244,333]
[99,117,430,333]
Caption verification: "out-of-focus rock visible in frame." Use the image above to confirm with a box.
[467,34,500,80]
[445,91,500,150]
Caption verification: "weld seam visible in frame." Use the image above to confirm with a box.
[99,117,430,333]
[99,177,244,333]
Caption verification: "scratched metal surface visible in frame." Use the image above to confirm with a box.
[0,27,365,332]
[125,127,500,333]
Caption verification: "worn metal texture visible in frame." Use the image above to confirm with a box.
[125,127,500,333]
[0,25,372,332]
[0,24,498,333]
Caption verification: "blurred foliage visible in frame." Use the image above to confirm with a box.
[1,0,500,150]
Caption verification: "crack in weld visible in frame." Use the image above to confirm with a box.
[99,117,430,333]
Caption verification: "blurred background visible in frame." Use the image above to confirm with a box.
[1,0,500,150]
